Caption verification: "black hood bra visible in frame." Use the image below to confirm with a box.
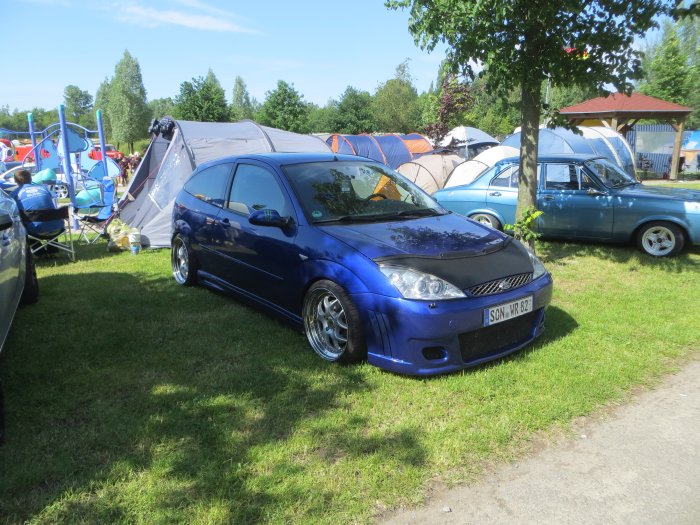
[374,238,533,290]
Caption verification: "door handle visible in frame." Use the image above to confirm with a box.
[543,196,555,201]
[488,191,501,197]
[218,217,231,227]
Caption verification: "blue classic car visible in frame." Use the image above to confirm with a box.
[171,153,553,376]
[433,155,700,257]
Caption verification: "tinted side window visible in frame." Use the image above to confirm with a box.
[184,163,233,207]
[545,163,579,190]
[228,164,290,216]
[490,165,517,187]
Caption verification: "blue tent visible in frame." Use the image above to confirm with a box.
[327,133,433,169]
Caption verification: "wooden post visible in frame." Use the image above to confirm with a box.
[669,117,686,181]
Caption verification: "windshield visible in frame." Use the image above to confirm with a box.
[584,158,637,188]
[283,161,446,223]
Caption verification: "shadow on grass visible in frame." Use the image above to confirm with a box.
[0,271,427,523]
[537,240,700,273]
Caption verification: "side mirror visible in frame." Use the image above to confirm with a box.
[249,209,292,229]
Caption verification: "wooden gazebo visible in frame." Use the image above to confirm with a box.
[560,93,692,179]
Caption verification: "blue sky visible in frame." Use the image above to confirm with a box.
[2,0,447,112]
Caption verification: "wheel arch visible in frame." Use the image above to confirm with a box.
[630,216,690,244]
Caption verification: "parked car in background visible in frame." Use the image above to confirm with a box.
[433,154,700,258]
[88,144,124,161]
[171,153,553,376]
[0,187,39,444]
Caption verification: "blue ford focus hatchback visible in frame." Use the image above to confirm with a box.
[172,153,553,375]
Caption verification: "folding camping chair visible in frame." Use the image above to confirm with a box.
[75,179,107,244]
[75,163,116,244]
[20,206,75,261]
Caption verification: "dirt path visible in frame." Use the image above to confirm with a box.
[381,360,700,525]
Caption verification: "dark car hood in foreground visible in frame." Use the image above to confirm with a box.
[319,213,507,259]
[319,213,534,289]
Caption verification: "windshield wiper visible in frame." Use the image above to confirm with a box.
[314,214,386,223]
[394,208,444,217]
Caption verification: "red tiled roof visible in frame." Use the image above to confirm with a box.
[560,92,691,114]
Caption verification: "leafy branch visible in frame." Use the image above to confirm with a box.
[505,206,543,245]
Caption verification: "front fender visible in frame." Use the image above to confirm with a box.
[629,215,696,243]
[303,259,378,296]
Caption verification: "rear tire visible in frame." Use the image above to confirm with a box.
[636,221,684,257]
[172,234,198,285]
[0,382,4,446]
[470,213,501,230]
[20,246,38,306]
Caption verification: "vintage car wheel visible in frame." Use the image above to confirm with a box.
[636,221,684,257]
[19,247,38,305]
[470,213,501,230]
[172,234,198,285]
[55,184,69,199]
[303,280,366,363]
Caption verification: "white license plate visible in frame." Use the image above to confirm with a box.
[484,296,533,326]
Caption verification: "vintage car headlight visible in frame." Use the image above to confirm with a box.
[379,265,466,300]
[529,251,548,280]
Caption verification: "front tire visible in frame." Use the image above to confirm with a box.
[172,234,198,285]
[636,221,684,257]
[303,280,366,364]
[470,213,502,230]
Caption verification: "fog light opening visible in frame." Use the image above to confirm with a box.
[422,346,448,361]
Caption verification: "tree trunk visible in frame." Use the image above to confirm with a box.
[517,77,542,252]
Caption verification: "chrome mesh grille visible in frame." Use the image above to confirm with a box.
[466,273,533,297]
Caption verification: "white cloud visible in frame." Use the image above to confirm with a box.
[114,3,257,33]
[172,0,234,18]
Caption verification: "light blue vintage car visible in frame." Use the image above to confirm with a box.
[433,154,700,257]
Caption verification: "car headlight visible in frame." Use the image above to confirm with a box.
[379,265,466,300]
[528,251,548,280]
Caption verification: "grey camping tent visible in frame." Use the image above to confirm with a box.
[117,119,331,248]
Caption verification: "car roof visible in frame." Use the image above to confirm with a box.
[498,153,604,163]
[200,152,367,170]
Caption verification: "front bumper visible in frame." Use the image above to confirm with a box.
[350,274,553,376]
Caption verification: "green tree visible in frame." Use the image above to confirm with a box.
[332,87,376,134]
[389,0,669,249]
[372,60,421,133]
[679,15,700,128]
[230,76,255,121]
[307,101,338,133]
[174,69,229,122]
[107,50,150,152]
[148,97,175,119]
[63,85,93,127]
[0,106,58,132]
[257,80,309,132]
[422,74,473,143]
[94,77,112,138]
[639,21,689,104]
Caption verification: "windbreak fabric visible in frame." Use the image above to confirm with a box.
[502,127,636,176]
[115,119,330,248]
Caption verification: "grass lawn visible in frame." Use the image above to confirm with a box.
[0,239,699,524]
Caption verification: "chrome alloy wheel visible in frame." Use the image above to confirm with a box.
[640,225,676,257]
[172,238,190,284]
[304,287,349,361]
